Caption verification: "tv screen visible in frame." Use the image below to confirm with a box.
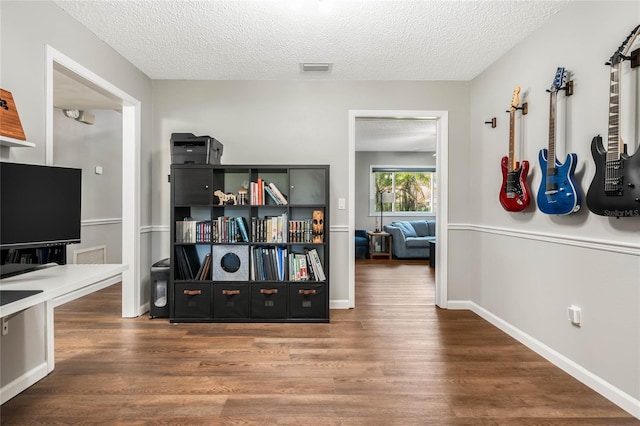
[1,162,82,249]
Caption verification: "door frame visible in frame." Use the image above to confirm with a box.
[45,45,141,318]
[348,110,449,308]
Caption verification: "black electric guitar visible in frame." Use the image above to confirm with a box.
[586,25,640,217]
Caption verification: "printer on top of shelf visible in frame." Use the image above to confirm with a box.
[170,133,223,165]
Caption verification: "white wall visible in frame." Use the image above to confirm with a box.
[1,0,153,310]
[151,80,470,303]
[355,151,435,230]
[462,0,640,413]
[0,0,153,382]
[53,108,123,264]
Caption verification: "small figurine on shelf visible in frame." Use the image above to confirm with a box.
[237,189,248,205]
[312,210,324,243]
[213,190,237,205]
[374,218,380,233]
[237,181,249,205]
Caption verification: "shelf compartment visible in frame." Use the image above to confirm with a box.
[288,282,327,319]
[213,283,250,319]
[251,283,287,319]
[174,282,212,319]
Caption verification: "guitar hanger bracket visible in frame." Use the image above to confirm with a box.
[506,102,528,115]
[484,117,497,128]
[631,48,639,68]
[561,80,574,96]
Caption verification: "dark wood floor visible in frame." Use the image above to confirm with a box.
[1,262,637,424]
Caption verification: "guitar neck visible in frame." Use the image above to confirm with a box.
[508,110,516,171]
[547,91,557,171]
[607,63,620,162]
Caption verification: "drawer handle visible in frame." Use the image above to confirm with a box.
[183,289,202,296]
[298,289,317,296]
[222,289,240,295]
[260,289,278,295]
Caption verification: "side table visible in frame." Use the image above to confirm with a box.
[367,231,393,260]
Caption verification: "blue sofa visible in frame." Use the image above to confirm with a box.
[383,220,435,259]
[355,229,369,259]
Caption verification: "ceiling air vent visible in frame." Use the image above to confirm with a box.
[300,63,333,72]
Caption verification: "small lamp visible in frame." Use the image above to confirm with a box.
[379,191,394,232]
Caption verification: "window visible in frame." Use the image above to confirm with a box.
[371,167,436,215]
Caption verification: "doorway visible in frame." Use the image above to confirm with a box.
[348,110,449,309]
[45,46,142,318]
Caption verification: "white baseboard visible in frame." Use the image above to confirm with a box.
[448,300,640,419]
[1,362,48,404]
[138,301,150,317]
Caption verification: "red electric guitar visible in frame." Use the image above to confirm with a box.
[499,86,531,212]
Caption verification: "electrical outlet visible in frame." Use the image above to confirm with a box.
[2,318,8,336]
[567,305,581,326]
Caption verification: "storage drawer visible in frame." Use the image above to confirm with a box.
[288,283,327,319]
[251,283,287,319]
[213,283,249,319]
[174,283,212,319]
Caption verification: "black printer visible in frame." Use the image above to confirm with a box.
[170,133,223,165]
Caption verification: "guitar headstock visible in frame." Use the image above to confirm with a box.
[607,24,640,66]
[510,86,521,112]
[548,67,566,93]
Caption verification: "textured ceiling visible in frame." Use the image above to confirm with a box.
[53,0,569,81]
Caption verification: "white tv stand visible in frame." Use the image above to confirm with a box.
[0,264,127,404]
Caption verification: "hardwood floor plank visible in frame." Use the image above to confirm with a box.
[1,262,636,424]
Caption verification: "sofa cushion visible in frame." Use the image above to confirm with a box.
[405,237,433,248]
[409,220,429,237]
[393,221,417,237]
[427,221,436,236]
[354,236,368,246]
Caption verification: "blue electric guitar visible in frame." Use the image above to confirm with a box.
[537,67,581,215]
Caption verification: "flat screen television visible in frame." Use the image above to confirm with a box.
[1,162,82,249]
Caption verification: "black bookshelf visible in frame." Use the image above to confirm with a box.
[169,164,330,323]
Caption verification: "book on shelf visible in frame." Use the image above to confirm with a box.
[175,245,201,280]
[195,253,211,280]
[288,219,313,243]
[251,178,266,205]
[268,182,288,205]
[176,219,211,243]
[210,216,249,243]
[264,186,281,205]
[307,248,326,281]
[287,249,325,282]
[235,217,250,243]
[251,213,288,243]
[251,246,288,281]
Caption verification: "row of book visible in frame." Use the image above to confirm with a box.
[250,246,326,282]
[176,214,320,244]
[250,179,288,205]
